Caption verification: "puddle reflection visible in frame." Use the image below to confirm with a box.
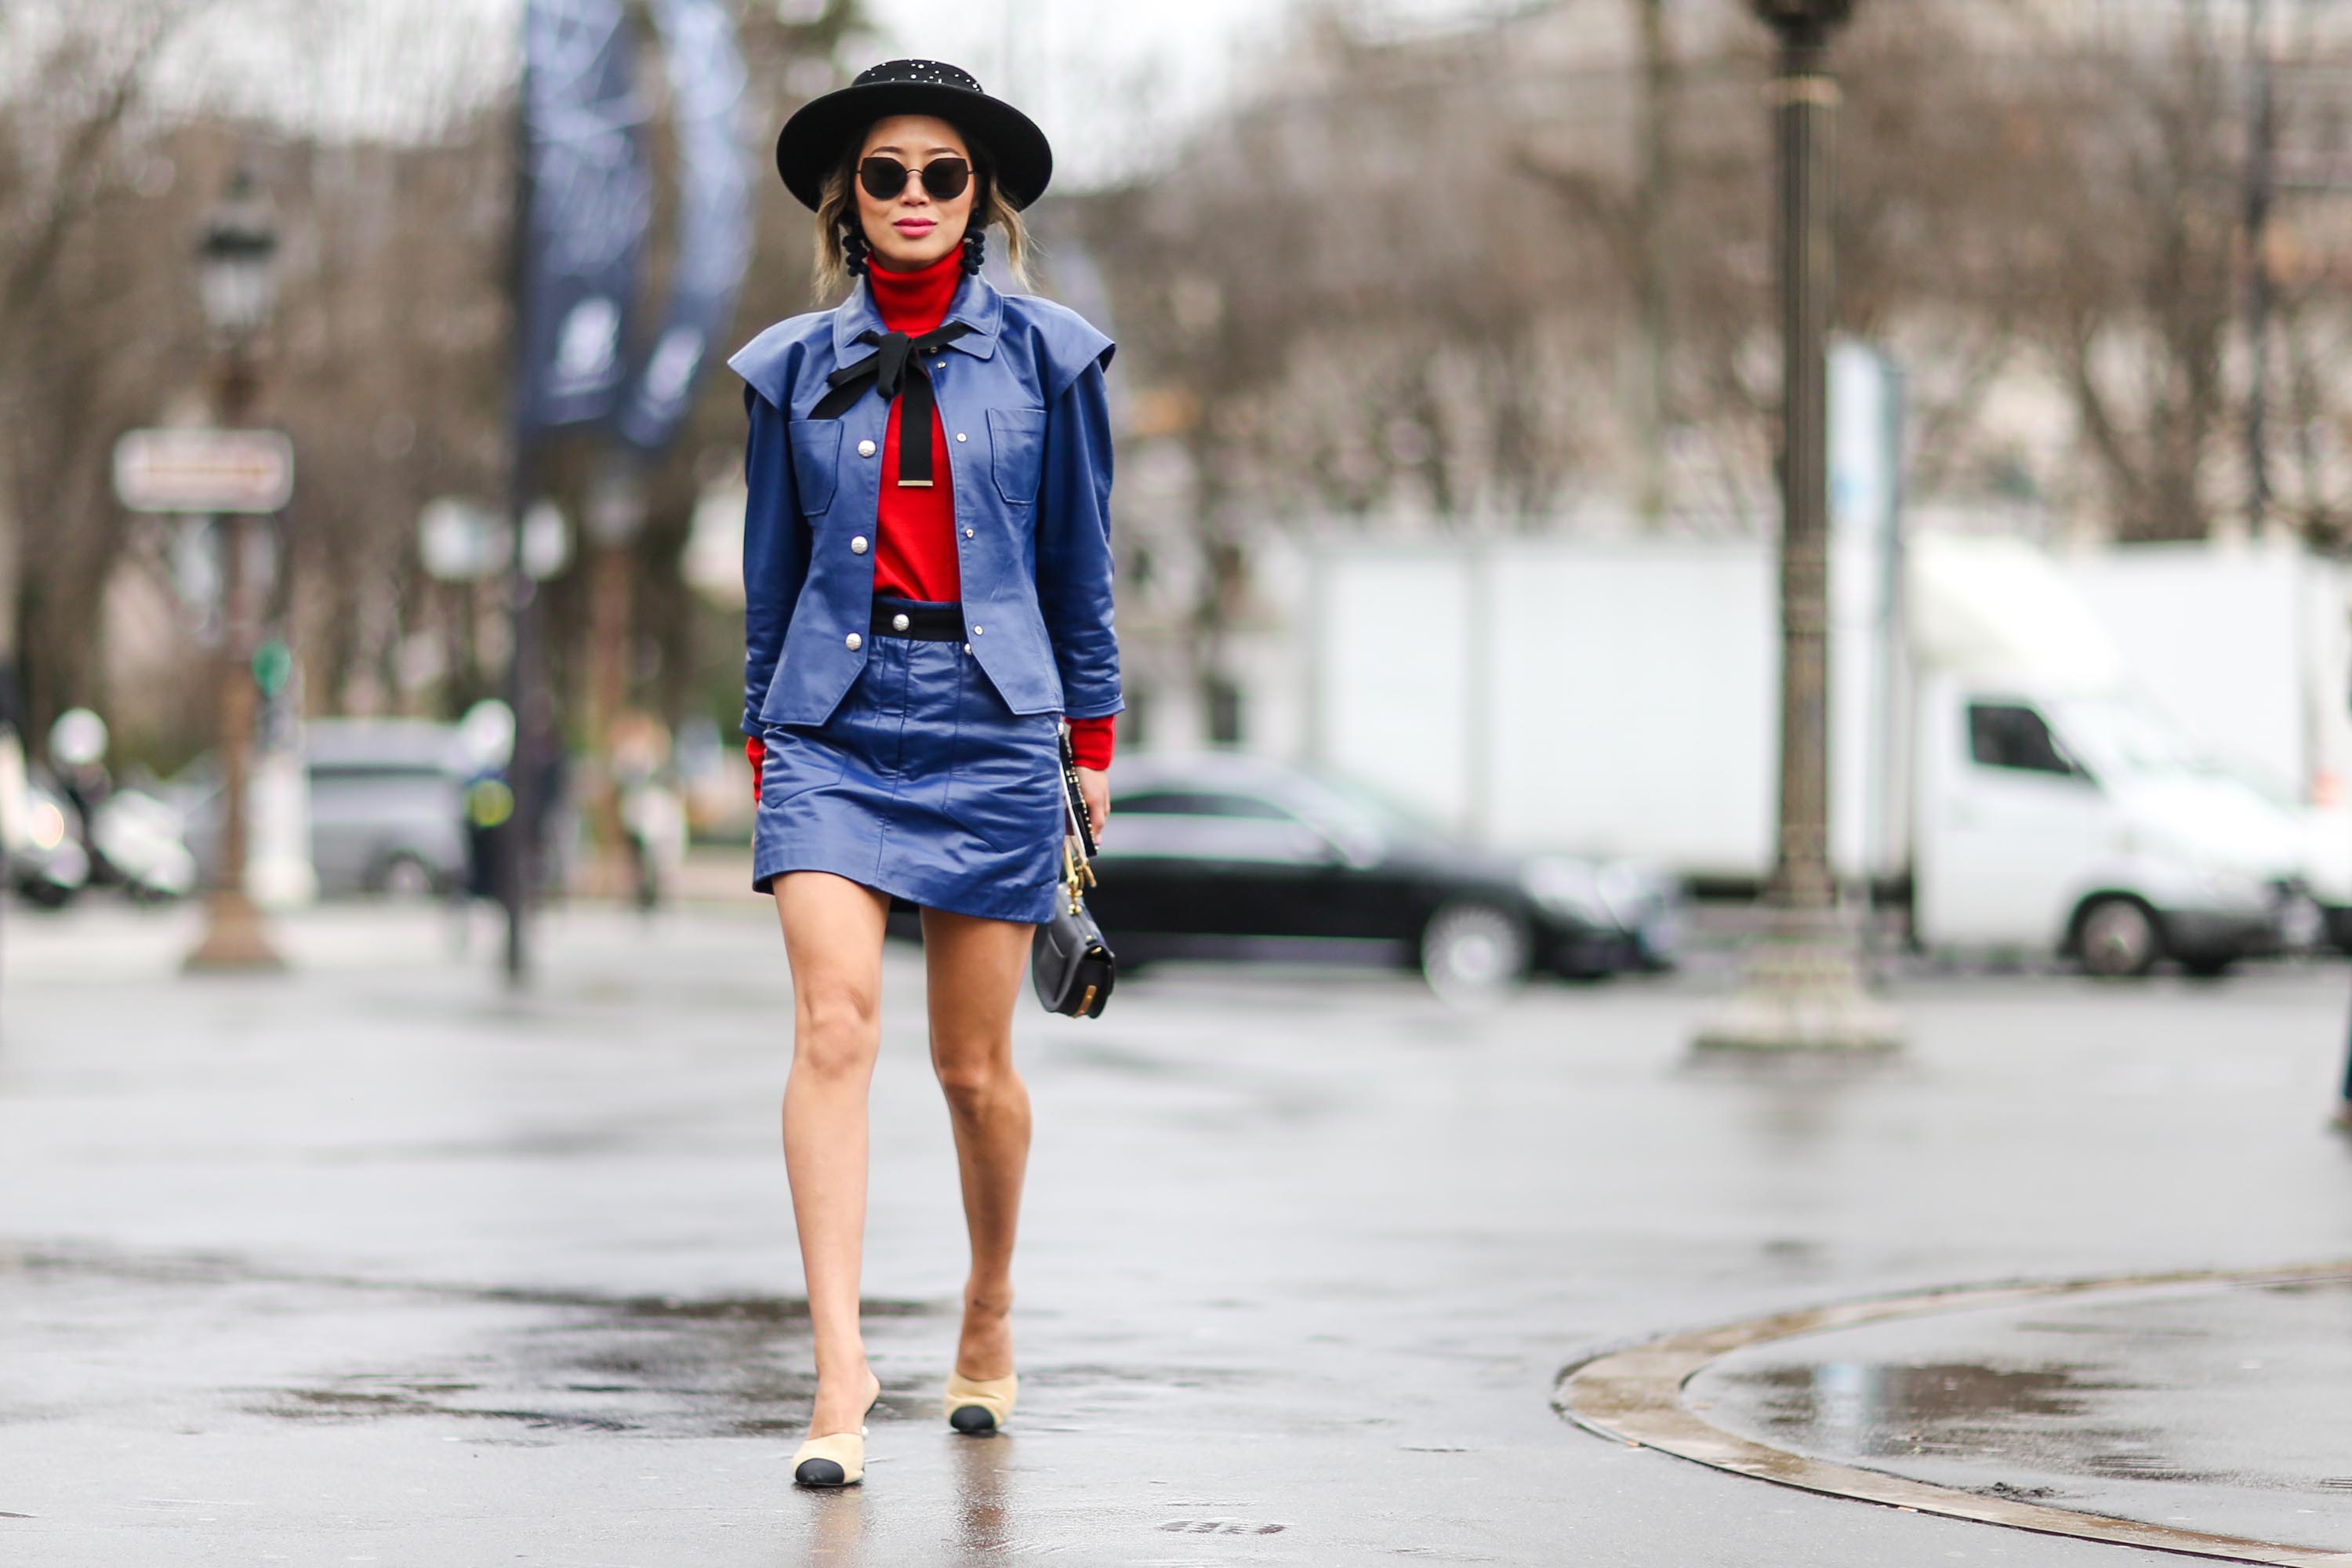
[1736,1360,2114,1444]
[805,1484,865,1565]
[1709,1359,2213,1482]
[953,1434,1018,1557]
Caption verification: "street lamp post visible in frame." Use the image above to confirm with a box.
[1693,0,1897,1053]
[184,168,286,972]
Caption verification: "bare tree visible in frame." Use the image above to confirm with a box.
[0,0,872,762]
[0,0,216,738]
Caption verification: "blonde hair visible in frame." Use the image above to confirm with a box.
[810,140,1033,300]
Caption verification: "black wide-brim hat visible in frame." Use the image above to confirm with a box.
[775,58,1053,213]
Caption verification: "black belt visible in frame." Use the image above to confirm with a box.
[869,597,964,641]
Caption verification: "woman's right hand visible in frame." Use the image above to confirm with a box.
[1074,765,1109,849]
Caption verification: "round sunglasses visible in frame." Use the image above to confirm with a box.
[858,155,972,202]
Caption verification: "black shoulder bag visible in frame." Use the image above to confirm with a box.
[1031,728,1115,1018]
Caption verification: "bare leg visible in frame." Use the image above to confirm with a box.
[776,872,892,1436]
[920,908,1037,1381]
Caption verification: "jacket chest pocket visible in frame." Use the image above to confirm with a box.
[786,420,842,516]
[985,408,1047,509]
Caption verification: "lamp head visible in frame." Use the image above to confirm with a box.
[1750,0,1856,38]
[198,167,279,341]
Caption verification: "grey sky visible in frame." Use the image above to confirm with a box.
[65,0,1511,183]
[852,0,1299,186]
[851,0,1517,187]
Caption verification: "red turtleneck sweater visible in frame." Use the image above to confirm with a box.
[750,248,1113,802]
[866,248,964,604]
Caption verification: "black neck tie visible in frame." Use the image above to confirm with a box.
[810,322,974,488]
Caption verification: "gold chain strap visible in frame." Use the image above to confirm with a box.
[1060,832,1098,914]
[1057,726,1101,917]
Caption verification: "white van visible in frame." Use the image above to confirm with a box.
[2060,538,2352,950]
[1304,531,2304,976]
[1912,676,2292,975]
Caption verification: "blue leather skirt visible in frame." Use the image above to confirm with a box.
[751,598,1064,924]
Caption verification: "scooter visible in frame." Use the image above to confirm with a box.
[87,786,198,903]
[13,779,91,907]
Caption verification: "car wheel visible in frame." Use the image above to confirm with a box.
[1419,902,1530,1002]
[2074,895,2161,979]
[376,852,439,900]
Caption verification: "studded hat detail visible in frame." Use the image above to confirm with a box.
[773,58,1054,213]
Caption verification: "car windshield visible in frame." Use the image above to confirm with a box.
[2188,752,2300,808]
[2050,695,2205,779]
[1297,770,1453,849]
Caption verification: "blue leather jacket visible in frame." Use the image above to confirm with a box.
[728,272,1120,738]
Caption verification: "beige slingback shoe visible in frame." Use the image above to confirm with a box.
[790,1428,866,1487]
[793,1385,880,1487]
[944,1370,1018,1436]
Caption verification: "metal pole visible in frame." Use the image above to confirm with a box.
[1875,357,1907,961]
[501,463,538,984]
[2339,653,2352,1131]
[2339,981,2352,1111]
[583,452,647,902]
[502,2,538,985]
[1693,0,1896,1054]
[186,345,284,971]
[1634,0,1674,526]
[1858,350,1907,971]
[1768,16,1836,920]
[2245,0,2275,539]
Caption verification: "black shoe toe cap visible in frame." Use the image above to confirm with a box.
[794,1457,848,1486]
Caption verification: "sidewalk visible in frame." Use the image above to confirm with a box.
[4,902,2350,1565]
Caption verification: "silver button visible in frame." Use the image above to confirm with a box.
[963,527,975,538]
[844,633,862,651]
[972,625,984,636]
[891,612,910,632]
[954,431,967,442]
[962,642,971,654]
[856,438,876,458]
[850,535,869,554]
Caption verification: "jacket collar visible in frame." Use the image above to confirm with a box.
[831,268,1001,364]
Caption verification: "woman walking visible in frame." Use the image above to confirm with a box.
[729,60,1120,1488]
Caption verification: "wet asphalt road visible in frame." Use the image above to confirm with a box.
[6,902,2352,1566]
[1691,1272,2352,1551]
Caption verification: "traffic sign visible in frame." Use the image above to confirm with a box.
[113,429,293,514]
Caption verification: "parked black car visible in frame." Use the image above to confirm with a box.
[1087,753,1679,995]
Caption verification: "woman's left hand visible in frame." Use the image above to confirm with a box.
[1075,766,1109,847]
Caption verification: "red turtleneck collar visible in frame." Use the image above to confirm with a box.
[867,246,963,335]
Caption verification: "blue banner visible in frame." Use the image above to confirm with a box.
[516,0,652,434]
[615,0,752,453]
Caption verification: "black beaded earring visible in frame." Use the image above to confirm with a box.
[840,221,869,278]
[960,226,986,275]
